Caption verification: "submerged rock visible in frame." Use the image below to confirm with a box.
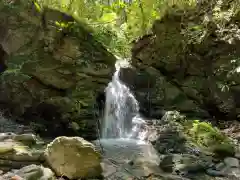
[44,136,102,179]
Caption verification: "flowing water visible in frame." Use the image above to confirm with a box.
[101,59,147,140]
[95,59,160,179]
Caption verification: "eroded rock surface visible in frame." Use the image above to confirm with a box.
[0,0,116,139]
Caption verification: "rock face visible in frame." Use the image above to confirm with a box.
[0,1,116,139]
[44,136,102,179]
[129,0,240,120]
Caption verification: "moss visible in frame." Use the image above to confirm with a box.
[180,119,235,156]
[212,143,235,158]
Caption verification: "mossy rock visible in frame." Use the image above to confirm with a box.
[182,119,235,156]
[212,143,235,159]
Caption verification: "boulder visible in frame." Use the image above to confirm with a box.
[0,0,116,139]
[224,157,239,168]
[44,136,102,179]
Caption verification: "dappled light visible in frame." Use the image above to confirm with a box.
[0,0,240,180]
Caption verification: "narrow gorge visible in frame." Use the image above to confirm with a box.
[0,0,240,180]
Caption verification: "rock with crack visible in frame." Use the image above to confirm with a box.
[44,136,102,179]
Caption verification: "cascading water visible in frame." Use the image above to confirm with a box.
[101,59,147,140]
[96,60,160,179]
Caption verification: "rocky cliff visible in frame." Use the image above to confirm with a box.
[128,0,240,121]
[0,1,116,139]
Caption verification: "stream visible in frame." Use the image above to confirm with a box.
[93,59,161,179]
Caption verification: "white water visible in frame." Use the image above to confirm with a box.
[95,59,160,179]
[101,59,147,140]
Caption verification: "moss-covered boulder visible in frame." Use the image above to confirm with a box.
[147,111,235,157]
[131,0,240,120]
[0,1,116,139]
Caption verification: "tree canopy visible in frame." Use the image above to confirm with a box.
[32,0,198,57]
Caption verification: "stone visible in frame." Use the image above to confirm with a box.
[2,164,55,180]
[224,157,239,168]
[44,136,102,179]
[13,134,37,146]
[228,168,240,179]
[206,168,227,177]
[0,142,14,154]
[215,162,226,171]
[127,157,162,178]
[159,154,212,175]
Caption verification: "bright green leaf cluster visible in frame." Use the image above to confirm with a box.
[33,0,198,57]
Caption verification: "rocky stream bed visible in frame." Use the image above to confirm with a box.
[0,1,240,180]
[0,111,239,180]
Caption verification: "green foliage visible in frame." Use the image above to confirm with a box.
[33,0,198,57]
[183,120,234,154]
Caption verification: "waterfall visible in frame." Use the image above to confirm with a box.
[101,59,147,140]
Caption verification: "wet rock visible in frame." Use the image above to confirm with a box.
[44,136,102,179]
[224,157,239,168]
[1,164,55,180]
[159,154,212,175]
[214,162,225,171]
[235,152,240,159]
[127,157,162,178]
[206,168,227,177]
